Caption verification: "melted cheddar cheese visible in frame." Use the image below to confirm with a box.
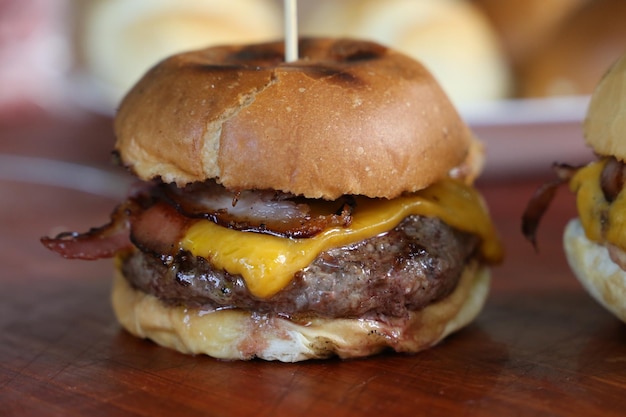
[180,179,503,298]
[570,158,626,249]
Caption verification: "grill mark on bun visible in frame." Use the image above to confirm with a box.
[329,39,387,62]
[229,45,285,66]
[189,63,252,73]
[286,65,363,86]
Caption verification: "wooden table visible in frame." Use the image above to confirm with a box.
[2,111,625,417]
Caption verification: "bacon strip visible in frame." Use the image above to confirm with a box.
[130,202,191,258]
[41,180,356,260]
[521,163,579,248]
[41,201,136,260]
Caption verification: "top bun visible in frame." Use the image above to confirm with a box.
[114,38,474,199]
[583,52,626,161]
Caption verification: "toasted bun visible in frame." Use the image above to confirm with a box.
[114,38,474,199]
[517,0,626,98]
[300,0,511,105]
[111,259,489,362]
[583,53,626,160]
[563,219,626,322]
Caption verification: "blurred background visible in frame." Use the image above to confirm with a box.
[1,0,625,176]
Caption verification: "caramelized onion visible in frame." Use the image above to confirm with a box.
[161,181,353,238]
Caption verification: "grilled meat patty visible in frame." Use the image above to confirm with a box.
[121,215,479,319]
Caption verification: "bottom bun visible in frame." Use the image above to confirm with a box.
[111,260,490,362]
[564,219,626,322]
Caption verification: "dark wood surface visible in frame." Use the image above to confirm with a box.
[2,111,625,417]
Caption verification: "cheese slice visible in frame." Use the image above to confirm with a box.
[570,158,626,249]
[180,179,502,298]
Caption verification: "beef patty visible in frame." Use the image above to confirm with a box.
[121,215,479,319]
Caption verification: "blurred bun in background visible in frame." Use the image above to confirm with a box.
[516,0,626,98]
[299,0,512,107]
[470,0,588,68]
[74,0,282,108]
[20,0,620,121]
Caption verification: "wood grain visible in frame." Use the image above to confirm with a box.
[2,114,625,417]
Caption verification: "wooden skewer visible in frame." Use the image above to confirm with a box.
[284,0,298,62]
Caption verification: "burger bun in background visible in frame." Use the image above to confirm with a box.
[470,0,588,69]
[564,221,626,322]
[299,0,512,107]
[71,0,282,110]
[516,0,626,98]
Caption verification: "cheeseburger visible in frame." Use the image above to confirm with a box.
[42,38,502,361]
[523,53,626,322]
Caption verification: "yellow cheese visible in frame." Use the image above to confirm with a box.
[180,179,502,298]
[570,158,626,249]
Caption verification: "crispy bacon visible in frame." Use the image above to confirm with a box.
[130,202,191,258]
[523,157,626,251]
[42,180,355,260]
[521,163,579,248]
[41,200,138,260]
